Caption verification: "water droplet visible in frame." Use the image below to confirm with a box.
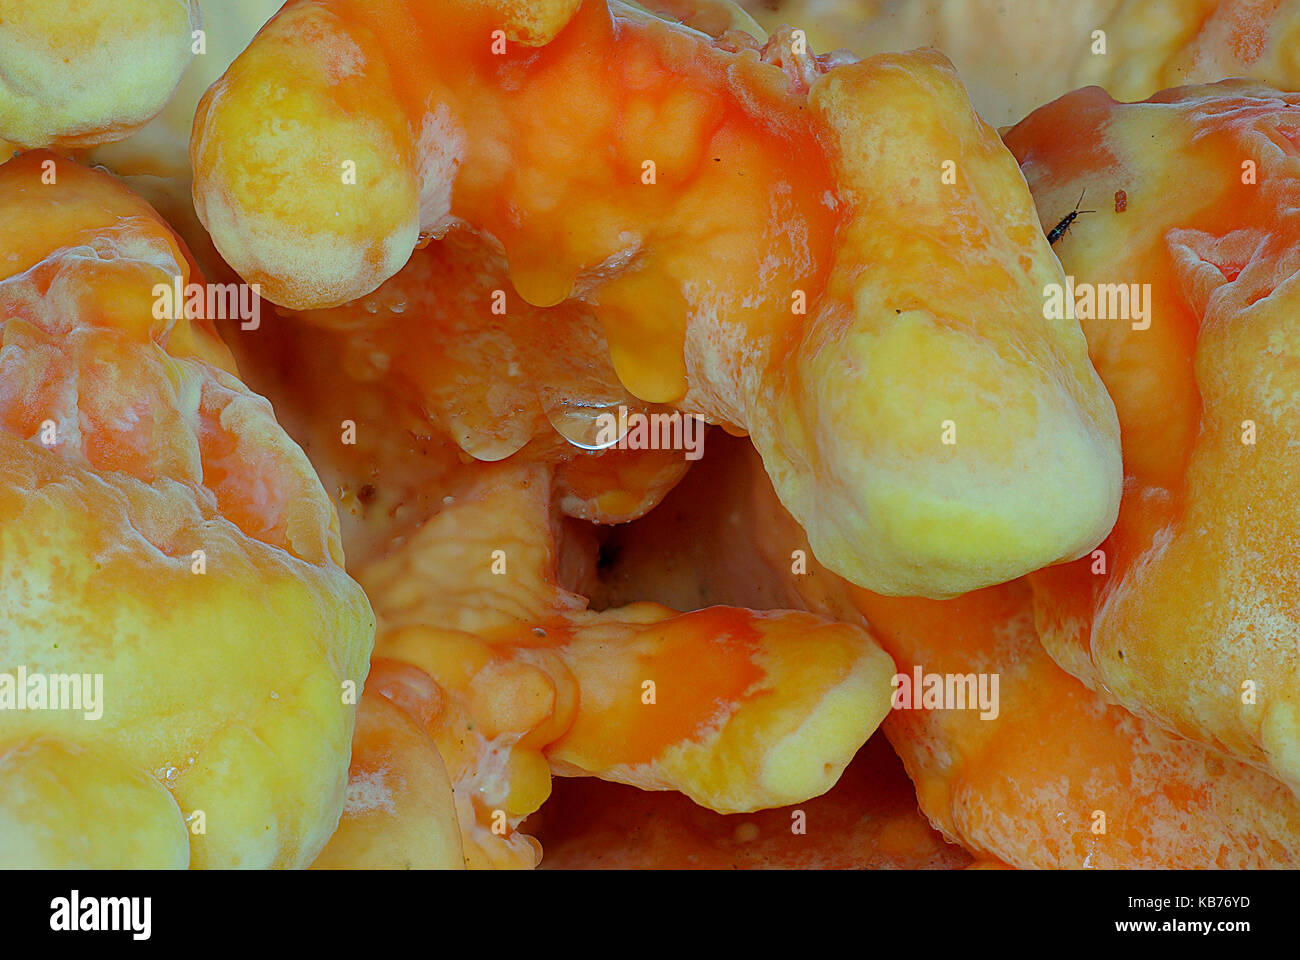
[541,396,632,450]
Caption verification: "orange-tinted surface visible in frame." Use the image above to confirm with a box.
[353,459,892,867]
[284,231,677,470]
[0,151,344,563]
[227,266,893,869]
[530,733,971,869]
[0,151,227,365]
[609,432,1300,867]
[197,0,841,399]
[195,0,1123,601]
[312,659,463,869]
[0,150,373,868]
[1007,81,1300,794]
[547,607,766,768]
[847,582,1300,868]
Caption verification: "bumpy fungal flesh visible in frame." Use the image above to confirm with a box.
[359,456,895,868]
[609,432,1300,868]
[193,0,1121,598]
[1004,80,1300,798]
[83,0,285,282]
[0,151,375,868]
[226,274,895,870]
[311,659,464,869]
[281,232,671,466]
[742,0,1300,126]
[0,0,199,149]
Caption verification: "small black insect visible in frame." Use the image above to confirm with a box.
[1047,189,1095,246]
